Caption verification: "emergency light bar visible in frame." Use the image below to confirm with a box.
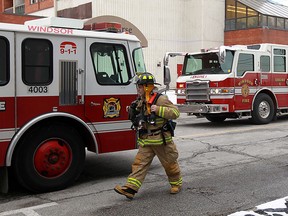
[83,22,122,33]
[201,47,219,52]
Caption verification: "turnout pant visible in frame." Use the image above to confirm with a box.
[125,140,182,192]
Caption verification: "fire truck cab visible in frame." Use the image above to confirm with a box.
[0,17,147,192]
[164,43,288,124]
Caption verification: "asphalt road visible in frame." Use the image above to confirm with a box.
[1,114,288,216]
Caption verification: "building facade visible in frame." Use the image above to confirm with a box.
[1,0,288,86]
[0,0,225,86]
[225,0,288,45]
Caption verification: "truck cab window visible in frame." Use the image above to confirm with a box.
[237,53,254,76]
[133,48,146,73]
[260,55,270,72]
[90,43,131,85]
[22,38,53,85]
[273,48,286,72]
[0,37,9,86]
[219,50,234,73]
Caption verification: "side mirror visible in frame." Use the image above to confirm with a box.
[164,65,171,87]
[162,52,186,92]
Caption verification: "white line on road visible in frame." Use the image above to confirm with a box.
[0,202,58,216]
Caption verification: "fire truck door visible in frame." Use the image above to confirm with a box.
[257,52,271,88]
[234,52,258,110]
[270,46,286,107]
[85,39,137,153]
[0,31,15,163]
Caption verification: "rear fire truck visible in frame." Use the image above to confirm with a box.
[164,44,288,124]
[0,17,149,193]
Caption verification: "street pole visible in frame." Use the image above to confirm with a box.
[54,0,57,17]
[13,0,15,13]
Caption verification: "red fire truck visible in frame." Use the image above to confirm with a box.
[164,44,288,124]
[0,17,149,193]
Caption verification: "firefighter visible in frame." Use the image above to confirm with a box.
[114,72,182,199]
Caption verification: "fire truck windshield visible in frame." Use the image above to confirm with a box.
[183,50,234,75]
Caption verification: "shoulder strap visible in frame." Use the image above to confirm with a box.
[153,93,162,105]
[148,93,162,105]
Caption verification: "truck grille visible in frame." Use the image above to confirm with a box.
[186,80,210,102]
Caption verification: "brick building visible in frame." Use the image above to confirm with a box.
[225,0,288,45]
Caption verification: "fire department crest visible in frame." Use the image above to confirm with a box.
[103,97,121,118]
[241,84,250,97]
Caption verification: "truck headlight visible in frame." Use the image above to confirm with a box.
[210,88,234,94]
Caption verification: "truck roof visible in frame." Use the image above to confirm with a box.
[185,43,287,56]
[0,17,140,42]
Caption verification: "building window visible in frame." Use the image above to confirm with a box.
[226,0,236,30]
[22,39,53,85]
[236,18,246,29]
[285,20,288,29]
[15,4,25,15]
[0,37,9,86]
[236,2,247,29]
[236,2,246,18]
[226,0,236,19]
[259,14,268,26]
[225,19,236,31]
[225,0,259,31]
[268,16,276,28]
[30,0,38,4]
[247,7,258,28]
[226,0,288,31]
[223,0,288,32]
[247,16,258,28]
[247,7,258,17]
[277,18,285,29]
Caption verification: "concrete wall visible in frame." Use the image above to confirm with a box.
[90,0,225,86]
[184,0,225,51]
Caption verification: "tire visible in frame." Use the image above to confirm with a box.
[13,124,85,193]
[251,93,275,124]
[205,115,226,122]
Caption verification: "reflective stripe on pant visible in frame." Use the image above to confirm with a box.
[125,140,182,192]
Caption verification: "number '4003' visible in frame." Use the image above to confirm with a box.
[28,86,48,93]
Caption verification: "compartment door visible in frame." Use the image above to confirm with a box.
[0,31,15,165]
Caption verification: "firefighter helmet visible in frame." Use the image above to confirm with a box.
[136,72,160,85]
